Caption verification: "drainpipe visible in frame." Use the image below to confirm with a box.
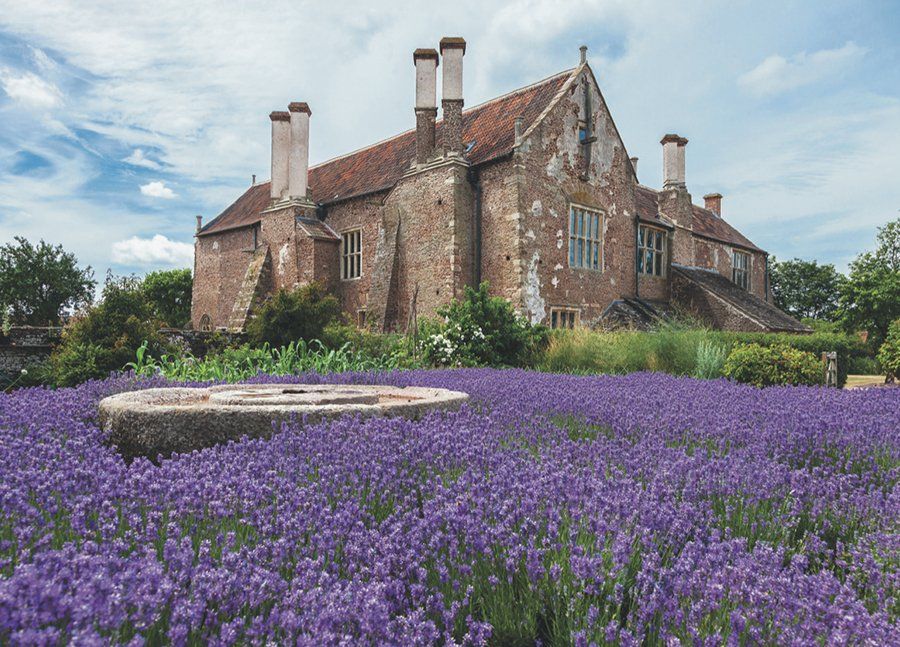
[634,214,640,299]
[468,166,482,287]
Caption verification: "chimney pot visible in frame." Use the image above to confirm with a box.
[195,215,202,233]
[579,45,588,64]
[704,193,722,216]
[287,102,311,200]
[251,174,256,185]
[269,111,291,201]
[439,37,466,154]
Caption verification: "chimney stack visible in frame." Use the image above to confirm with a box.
[195,215,202,233]
[661,134,688,189]
[440,37,466,155]
[704,193,722,216]
[580,45,588,65]
[269,111,290,201]
[413,48,439,164]
[514,116,524,145]
[288,102,312,201]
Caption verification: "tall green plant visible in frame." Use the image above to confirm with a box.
[245,283,341,348]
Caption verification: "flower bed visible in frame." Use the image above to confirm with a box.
[0,371,897,644]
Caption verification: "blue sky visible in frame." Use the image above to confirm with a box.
[0,0,898,275]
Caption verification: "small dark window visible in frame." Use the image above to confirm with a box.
[341,229,362,280]
[199,314,212,332]
[550,308,579,329]
[732,251,750,290]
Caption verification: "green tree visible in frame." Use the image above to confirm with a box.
[770,257,844,321]
[245,282,342,348]
[49,274,166,386]
[0,237,95,325]
[838,218,900,346]
[142,268,193,328]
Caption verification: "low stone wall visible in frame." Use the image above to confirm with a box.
[0,326,62,383]
[159,328,246,358]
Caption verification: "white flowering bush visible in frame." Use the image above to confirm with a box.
[419,282,547,367]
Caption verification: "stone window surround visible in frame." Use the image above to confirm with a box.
[568,203,604,272]
[638,224,666,278]
[550,306,580,329]
[341,228,362,281]
[732,249,751,291]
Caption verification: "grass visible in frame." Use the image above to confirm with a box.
[845,374,889,389]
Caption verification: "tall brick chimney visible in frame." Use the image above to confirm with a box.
[269,111,290,201]
[440,37,466,155]
[288,102,311,201]
[661,134,688,189]
[704,193,722,216]
[413,48,439,164]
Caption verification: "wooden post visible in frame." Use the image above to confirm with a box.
[823,351,838,387]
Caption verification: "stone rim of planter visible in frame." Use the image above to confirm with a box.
[99,384,469,462]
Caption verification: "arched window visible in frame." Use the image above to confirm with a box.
[199,314,212,332]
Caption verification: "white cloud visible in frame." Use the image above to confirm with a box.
[111,234,193,267]
[123,148,162,170]
[738,42,866,97]
[0,68,62,107]
[140,180,177,199]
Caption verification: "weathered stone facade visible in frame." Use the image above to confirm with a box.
[191,40,805,334]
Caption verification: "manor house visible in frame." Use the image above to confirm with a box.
[191,38,807,334]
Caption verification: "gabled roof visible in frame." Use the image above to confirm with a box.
[672,264,809,332]
[199,69,575,237]
[635,185,763,253]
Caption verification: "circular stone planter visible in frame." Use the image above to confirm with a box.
[99,384,469,461]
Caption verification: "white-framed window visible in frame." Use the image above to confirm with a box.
[732,250,750,290]
[550,307,579,329]
[341,229,362,280]
[638,225,666,277]
[568,205,603,271]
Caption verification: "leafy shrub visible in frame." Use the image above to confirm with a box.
[320,323,413,365]
[419,282,547,367]
[723,343,823,387]
[142,268,192,328]
[246,283,341,348]
[693,341,727,379]
[48,275,166,386]
[876,319,900,381]
[847,355,880,376]
[129,339,400,382]
[541,328,864,386]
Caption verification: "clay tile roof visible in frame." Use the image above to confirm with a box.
[199,69,574,236]
[690,205,763,253]
[634,185,763,253]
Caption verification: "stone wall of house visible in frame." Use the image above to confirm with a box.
[670,271,768,332]
[692,236,768,301]
[382,159,474,329]
[511,67,637,326]
[477,158,522,304]
[192,226,258,329]
[323,194,387,319]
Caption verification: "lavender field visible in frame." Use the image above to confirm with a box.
[1,370,898,645]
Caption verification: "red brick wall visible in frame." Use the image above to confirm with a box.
[478,159,522,304]
[509,68,637,326]
[692,237,768,301]
[191,226,256,329]
[322,196,384,317]
[384,160,474,328]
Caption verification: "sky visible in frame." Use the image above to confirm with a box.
[0,0,898,277]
